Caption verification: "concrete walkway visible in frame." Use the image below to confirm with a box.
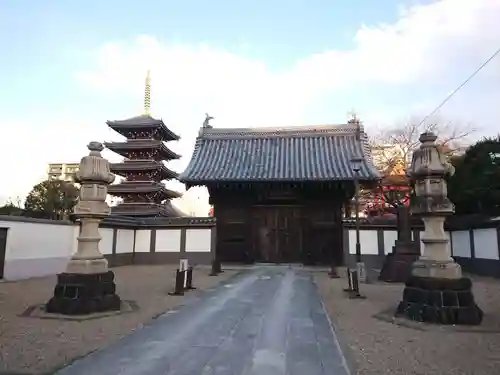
[55,266,351,375]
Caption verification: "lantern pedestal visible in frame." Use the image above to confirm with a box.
[380,206,419,282]
[395,222,483,325]
[378,240,420,282]
[395,275,483,325]
[46,271,121,315]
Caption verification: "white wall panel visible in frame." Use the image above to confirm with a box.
[384,230,397,254]
[116,229,134,254]
[451,230,471,258]
[185,229,211,252]
[134,229,151,253]
[348,230,378,254]
[99,228,114,255]
[156,229,181,252]
[473,228,499,260]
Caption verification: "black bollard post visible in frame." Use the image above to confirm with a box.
[352,270,359,293]
[349,270,366,299]
[168,269,185,296]
[215,256,223,273]
[209,258,219,276]
[186,267,196,290]
[343,268,354,292]
[329,264,340,279]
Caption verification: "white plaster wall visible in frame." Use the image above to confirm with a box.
[116,229,134,254]
[156,229,181,252]
[349,230,378,255]
[1,220,78,280]
[451,230,471,258]
[473,228,499,260]
[185,229,211,252]
[134,229,151,253]
[383,230,397,254]
[3,221,76,260]
[99,228,114,255]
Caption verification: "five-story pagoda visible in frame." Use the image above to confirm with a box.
[104,71,182,217]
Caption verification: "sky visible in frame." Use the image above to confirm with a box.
[0,0,499,214]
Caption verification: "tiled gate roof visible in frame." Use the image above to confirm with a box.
[180,124,380,184]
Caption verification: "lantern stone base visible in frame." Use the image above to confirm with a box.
[395,276,483,325]
[379,241,420,283]
[411,258,463,279]
[46,271,121,315]
[65,258,109,274]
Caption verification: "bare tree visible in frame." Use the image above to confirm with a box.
[370,115,476,171]
[366,115,476,213]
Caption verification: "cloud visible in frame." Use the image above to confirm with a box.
[77,0,500,123]
[2,0,499,205]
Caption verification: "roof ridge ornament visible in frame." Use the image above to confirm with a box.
[203,113,214,128]
[199,113,214,136]
[347,109,362,140]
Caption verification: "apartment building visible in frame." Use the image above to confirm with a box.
[47,163,79,182]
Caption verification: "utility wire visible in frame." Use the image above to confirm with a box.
[418,45,500,127]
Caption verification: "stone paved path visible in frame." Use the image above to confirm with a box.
[54,266,351,375]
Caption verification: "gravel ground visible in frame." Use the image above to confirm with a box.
[0,265,237,374]
[314,272,500,375]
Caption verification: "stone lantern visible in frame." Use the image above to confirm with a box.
[395,132,482,325]
[46,142,121,315]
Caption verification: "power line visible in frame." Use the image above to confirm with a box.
[419,45,500,127]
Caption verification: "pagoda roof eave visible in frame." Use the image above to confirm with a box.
[109,161,179,179]
[104,141,181,160]
[108,181,181,199]
[110,201,187,217]
[106,115,180,141]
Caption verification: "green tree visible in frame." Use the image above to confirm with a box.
[24,180,79,220]
[448,136,500,216]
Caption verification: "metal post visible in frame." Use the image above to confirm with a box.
[168,269,185,296]
[348,269,366,299]
[354,174,361,263]
[209,257,219,276]
[186,267,196,290]
[354,172,367,283]
[343,268,353,292]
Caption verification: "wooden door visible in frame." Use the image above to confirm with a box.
[0,228,7,279]
[253,206,302,263]
[303,205,343,265]
[276,207,302,263]
[253,207,279,262]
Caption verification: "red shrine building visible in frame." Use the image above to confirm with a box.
[366,158,411,217]
[180,121,380,265]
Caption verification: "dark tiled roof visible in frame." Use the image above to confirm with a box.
[106,115,180,141]
[104,140,181,160]
[109,201,186,218]
[108,181,181,199]
[110,160,178,180]
[180,124,381,183]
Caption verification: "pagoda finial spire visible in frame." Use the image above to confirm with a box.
[143,70,151,116]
